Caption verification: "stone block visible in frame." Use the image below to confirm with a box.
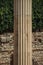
[1,37,7,43]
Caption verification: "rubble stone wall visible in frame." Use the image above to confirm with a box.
[0,33,14,65]
[32,32,43,65]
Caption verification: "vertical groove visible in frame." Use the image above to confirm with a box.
[21,0,23,65]
[22,0,23,65]
[26,0,27,65]
[26,0,28,65]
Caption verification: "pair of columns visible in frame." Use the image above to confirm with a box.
[14,0,32,65]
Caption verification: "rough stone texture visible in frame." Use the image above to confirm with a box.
[32,32,43,65]
[0,33,14,65]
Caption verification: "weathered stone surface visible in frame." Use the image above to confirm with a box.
[0,33,14,64]
[0,33,14,43]
[1,36,7,43]
[32,32,43,65]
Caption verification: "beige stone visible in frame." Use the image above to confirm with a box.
[1,36,6,43]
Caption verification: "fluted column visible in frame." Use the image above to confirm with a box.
[14,0,32,65]
[18,0,32,65]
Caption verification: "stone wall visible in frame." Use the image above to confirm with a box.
[32,32,43,65]
[0,33,14,65]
